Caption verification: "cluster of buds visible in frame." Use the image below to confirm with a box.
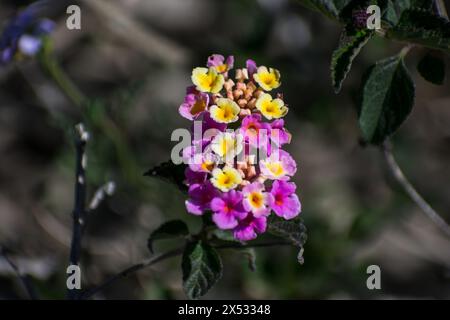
[179,54,301,241]
[0,1,55,65]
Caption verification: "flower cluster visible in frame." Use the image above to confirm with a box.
[0,2,55,65]
[179,54,301,241]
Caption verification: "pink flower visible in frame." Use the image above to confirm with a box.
[211,190,248,229]
[260,149,297,180]
[179,86,210,120]
[242,182,273,217]
[208,54,234,74]
[239,114,271,147]
[270,119,291,146]
[246,59,258,78]
[182,139,219,173]
[269,180,301,219]
[233,213,267,241]
[185,181,219,215]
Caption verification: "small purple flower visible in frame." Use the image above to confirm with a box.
[270,119,291,146]
[207,54,234,74]
[233,213,267,241]
[211,190,248,229]
[179,86,210,120]
[246,59,258,78]
[0,2,54,65]
[269,180,301,220]
[18,35,42,56]
[239,114,271,147]
[185,181,219,215]
[35,19,55,35]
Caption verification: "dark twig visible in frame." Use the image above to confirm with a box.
[382,141,450,238]
[214,240,291,250]
[435,0,449,19]
[88,181,116,212]
[81,240,293,299]
[67,123,90,299]
[0,247,38,300]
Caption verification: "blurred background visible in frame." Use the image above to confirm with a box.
[0,0,449,299]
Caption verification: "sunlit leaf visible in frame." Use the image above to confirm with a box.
[359,55,415,144]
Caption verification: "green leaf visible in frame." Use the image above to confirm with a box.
[386,9,450,51]
[383,0,408,26]
[334,0,353,12]
[296,0,340,19]
[417,51,446,85]
[144,161,187,192]
[211,229,238,242]
[182,241,223,300]
[359,55,415,144]
[267,217,308,248]
[383,0,434,26]
[331,29,373,93]
[147,220,189,254]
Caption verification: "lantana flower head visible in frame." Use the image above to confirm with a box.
[180,54,302,241]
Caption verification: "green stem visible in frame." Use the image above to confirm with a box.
[38,38,87,109]
[382,141,450,238]
[399,45,414,58]
[38,38,144,190]
[81,240,293,299]
[0,246,38,300]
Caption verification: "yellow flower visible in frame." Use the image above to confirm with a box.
[191,67,224,93]
[211,166,242,192]
[211,132,243,160]
[256,93,288,120]
[253,66,281,91]
[210,98,240,124]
